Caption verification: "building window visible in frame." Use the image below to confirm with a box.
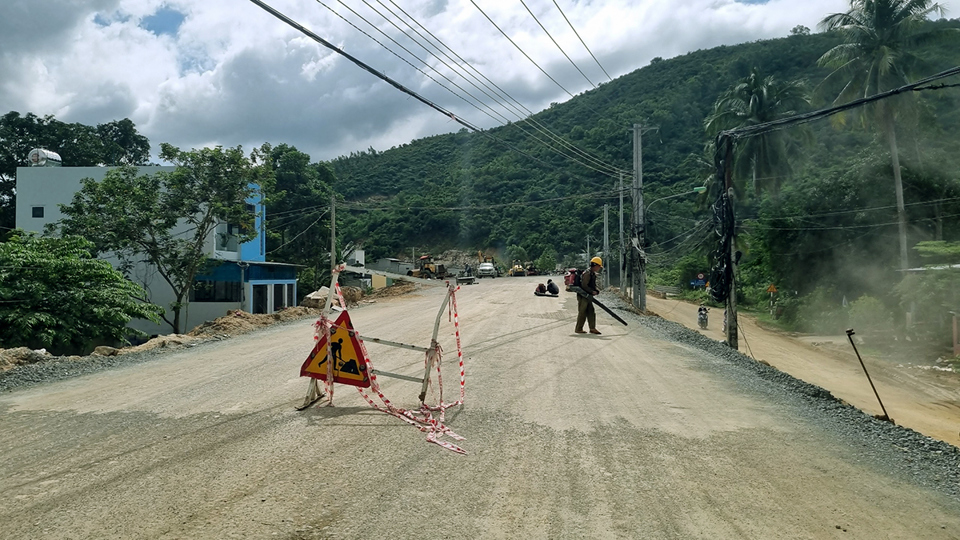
[191,280,241,302]
[215,222,239,252]
[287,284,295,307]
[32,206,44,218]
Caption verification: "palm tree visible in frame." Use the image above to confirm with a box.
[704,68,809,198]
[817,0,952,270]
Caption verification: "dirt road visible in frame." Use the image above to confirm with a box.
[645,295,960,446]
[2,277,959,539]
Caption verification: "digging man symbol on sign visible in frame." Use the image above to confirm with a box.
[300,311,371,388]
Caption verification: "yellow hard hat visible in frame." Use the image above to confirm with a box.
[590,256,603,267]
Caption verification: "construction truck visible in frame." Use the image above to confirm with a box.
[407,255,451,279]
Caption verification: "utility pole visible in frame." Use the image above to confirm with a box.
[330,195,336,273]
[325,195,337,313]
[722,137,738,350]
[632,124,656,312]
[619,172,624,290]
[603,204,610,289]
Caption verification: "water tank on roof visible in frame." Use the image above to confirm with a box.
[27,148,62,167]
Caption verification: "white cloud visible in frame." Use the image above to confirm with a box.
[0,0,853,163]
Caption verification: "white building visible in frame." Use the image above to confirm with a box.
[16,163,298,336]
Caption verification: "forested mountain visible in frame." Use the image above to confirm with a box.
[327,18,960,327]
[329,30,845,258]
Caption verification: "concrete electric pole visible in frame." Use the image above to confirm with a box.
[632,124,657,312]
[619,172,624,289]
[603,204,610,289]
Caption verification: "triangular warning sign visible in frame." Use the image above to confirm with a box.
[300,311,371,388]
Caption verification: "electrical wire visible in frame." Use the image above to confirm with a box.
[750,196,960,222]
[356,0,624,178]
[552,0,612,82]
[469,0,578,100]
[339,189,619,212]
[742,211,960,231]
[720,66,960,141]
[519,0,598,89]
[247,0,618,189]
[267,209,329,253]
[380,0,625,175]
[320,0,500,123]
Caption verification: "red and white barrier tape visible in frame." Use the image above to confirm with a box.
[310,277,467,453]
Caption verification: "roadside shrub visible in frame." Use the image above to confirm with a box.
[847,295,893,335]
[795,286,848,334]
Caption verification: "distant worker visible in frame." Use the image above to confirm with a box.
[546,279,559,295]
[575,257,603,335]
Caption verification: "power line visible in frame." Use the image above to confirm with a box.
[358,0,624,177]
[340,189,619,212]
[553,0,612,82]
[249,0,619,195]
[267,209,329,253]
[320,0,500,123]
[519,0,597,89]
[751,196,960,222]
[469,0,578,100]
[742,211,960,231]
[381,0,621,172]
[248,0,484,133]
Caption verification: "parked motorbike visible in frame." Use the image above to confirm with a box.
[697,306,709,329]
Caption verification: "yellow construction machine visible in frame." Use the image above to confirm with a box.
[407,255,451,279]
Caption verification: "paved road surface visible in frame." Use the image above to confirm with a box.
[2,277,959,539]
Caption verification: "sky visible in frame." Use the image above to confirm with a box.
[0,0,853,164]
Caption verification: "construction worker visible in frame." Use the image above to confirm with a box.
[546,279,559,295]
[575,257,603,335]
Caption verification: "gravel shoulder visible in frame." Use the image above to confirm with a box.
[645,294,960,447]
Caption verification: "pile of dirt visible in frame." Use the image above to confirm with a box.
[301,286,364,309]
[438,249,480,270]
[122,334,203,353]
[0,347,53,372]
[188,307,322,338]
[367,280,418,298]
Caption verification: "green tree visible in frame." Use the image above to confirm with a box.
[817,0,956,269]
[535,248,558,274]
[506,244,528,264]
[0,112,151,232]
[55,144,273,333]
[264,144,336,291]
[705,67,809,197]
[0,232,162,354]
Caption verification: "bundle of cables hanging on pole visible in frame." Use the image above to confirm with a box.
[709,191,734,304]
[708,134,734,304]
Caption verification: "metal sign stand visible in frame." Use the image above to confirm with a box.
[298,265,462,409]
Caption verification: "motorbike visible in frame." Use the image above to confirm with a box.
[697,307,709,329]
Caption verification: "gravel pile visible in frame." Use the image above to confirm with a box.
[0,338,217,393]
[601,292,960,499]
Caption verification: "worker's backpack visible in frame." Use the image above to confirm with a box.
[564,268,582,289]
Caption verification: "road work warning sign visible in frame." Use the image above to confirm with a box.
[300,311,371,388]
